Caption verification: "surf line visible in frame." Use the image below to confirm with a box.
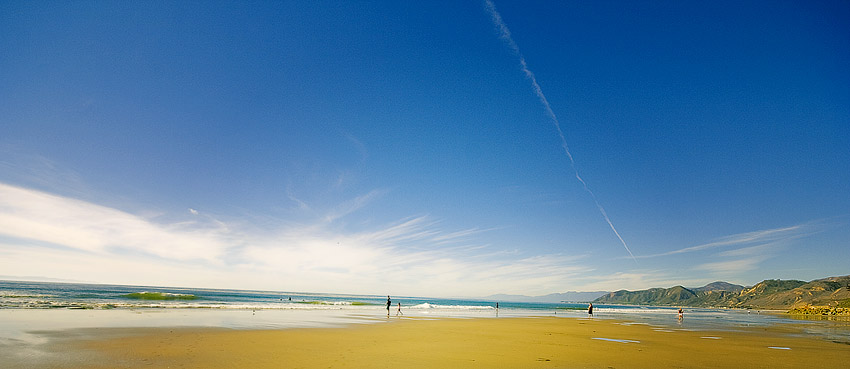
[484,0,636,261]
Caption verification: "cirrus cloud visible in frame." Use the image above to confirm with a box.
[0,182,591,297]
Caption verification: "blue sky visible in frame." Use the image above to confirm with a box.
[1,1,848,297]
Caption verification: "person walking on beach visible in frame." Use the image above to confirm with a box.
[678,307,683,321]
[588,303,593,317]
[397,302,403,316]
[386,296,391,316]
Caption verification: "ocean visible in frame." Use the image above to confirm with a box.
[0,280,590,314]
[2,280,848,344]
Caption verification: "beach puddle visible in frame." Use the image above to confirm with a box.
[592,337,640,343]
[768,346,791,350]
[700,336,722,339]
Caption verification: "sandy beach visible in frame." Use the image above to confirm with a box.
[19,316,849,369]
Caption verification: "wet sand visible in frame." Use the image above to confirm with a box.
[27,317,850,368]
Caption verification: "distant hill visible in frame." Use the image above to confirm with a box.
[693,281,745,292]
[485,291,608,303]
[593,275,850,310]
[742,276,850,308]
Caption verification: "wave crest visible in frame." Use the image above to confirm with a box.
[123,292,199,301]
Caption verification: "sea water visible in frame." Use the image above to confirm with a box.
[2,280,848,343]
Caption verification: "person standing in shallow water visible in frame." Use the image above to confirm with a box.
[386,296,391,316]
[587,303,593,317]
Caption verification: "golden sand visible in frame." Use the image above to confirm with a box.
[60,317,848,368]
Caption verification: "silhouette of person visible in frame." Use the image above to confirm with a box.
[588,303,593,317]
[397,302,403,316]
[386,296,391,316]
[678,307,683,321]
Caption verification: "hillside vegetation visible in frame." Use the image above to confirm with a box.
[593,275,850,311]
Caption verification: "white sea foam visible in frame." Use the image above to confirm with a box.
[592,337,640,343]
[0,290,53,298]
[408,303,494,310]
[598,307,680,315]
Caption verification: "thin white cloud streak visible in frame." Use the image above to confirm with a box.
[717,242,781,257]
[633,224,815,259]
[0,182,590,296]
[694,257,771,274]
[285,185,311,211]
[322,188,386,223]
[694,241,785,276]
[345,134,369,163]
[484,0,636,262]
[0,148,89,197]
[431,227,497,244]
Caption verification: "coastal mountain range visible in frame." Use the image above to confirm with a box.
[593,275,850,309]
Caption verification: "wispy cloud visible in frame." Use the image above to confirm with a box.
[634,224,819,259]
[285,185,311,211]
[322,188,386,223]
[0,182,230,263]
[345,134,369,163]
[694,257,771,274]
[0,148,89,197]
[431,226,497,244]
[693,240,787,276]
[0,182,588,296]
[717,242,780,257]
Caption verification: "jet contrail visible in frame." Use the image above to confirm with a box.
[484,0,636,261]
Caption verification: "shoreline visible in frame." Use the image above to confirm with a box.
[6,315,850,369]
